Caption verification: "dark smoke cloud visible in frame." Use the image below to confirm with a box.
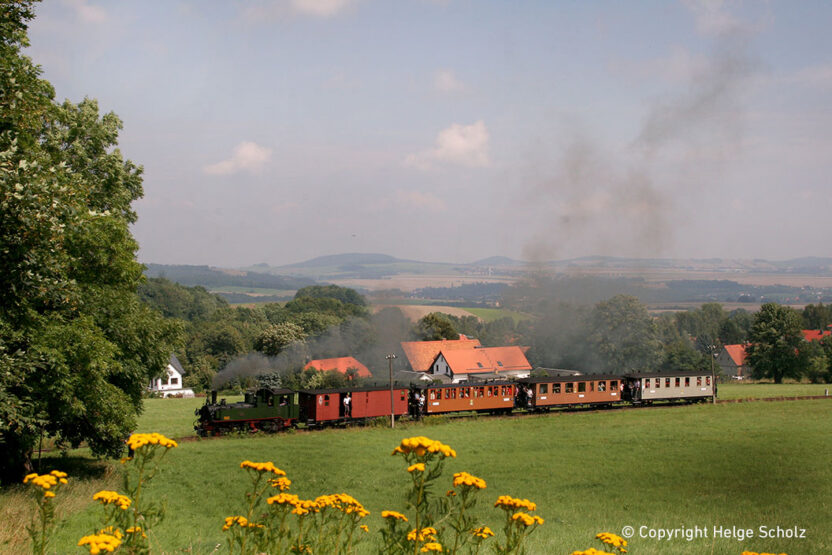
[520,7,757,264]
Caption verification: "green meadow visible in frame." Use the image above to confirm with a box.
[2,395,830,554]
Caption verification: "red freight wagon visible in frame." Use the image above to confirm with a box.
[421,382,515,415]
[519,375,623,408]
[300,386,409,424]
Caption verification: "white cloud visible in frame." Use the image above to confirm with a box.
[242,0,356,20]
[682,0,742,35]
[434,69,465,93]
[291,0,354,17]
[204,142,272,175]
[61,0,108,24]
[394,190,447,212]
[405,120,490,170]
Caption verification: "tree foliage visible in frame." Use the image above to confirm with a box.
[415,313,459,341]
[588,295,662,373]
[0,2,180,480]
[746,303,805,383]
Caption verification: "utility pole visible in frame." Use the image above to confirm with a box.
[709,344,717,404]
[386,354,397,428]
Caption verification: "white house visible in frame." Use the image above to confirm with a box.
[149,354,195,398]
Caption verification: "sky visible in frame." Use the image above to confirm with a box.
[26,0,832,267]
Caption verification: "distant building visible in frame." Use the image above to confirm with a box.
[430,346,532,383]
[802,329,831,342]
[149,354,195,398]
[718,344,749,379]
[304,356,371,378]
[400,335,481,372]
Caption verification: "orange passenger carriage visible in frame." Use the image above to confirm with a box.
[418,381,516,415]
[518,374,623,408]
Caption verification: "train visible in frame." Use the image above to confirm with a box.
[194,370,716,436]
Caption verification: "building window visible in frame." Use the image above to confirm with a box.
[497,361,503,367]
[170,377,178,385]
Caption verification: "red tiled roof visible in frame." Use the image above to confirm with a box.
[437,346,532,375]
[400,336,481,372]
[304,356,371,378]
[802,329,831,342]
[723,344,748,367]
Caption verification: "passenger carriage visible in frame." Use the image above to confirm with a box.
[624,371,714,403]
[518,375,624,409]
[298,385,409,425]
[418,381,516,415]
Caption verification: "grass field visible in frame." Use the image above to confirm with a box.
[462,307,534,324]
[718,382,831,400]
[2,396,830,554]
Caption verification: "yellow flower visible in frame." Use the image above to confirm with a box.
[381,510,408,522]
[408,463,426,473]
[393,437,456,459]
[126,432,177,450]
[452,471,486,489]
[511,512,543,527]
[92,490,132,510]
[44,491,56,499]
[472,526,495,539]
[239,460,286,476]
[571,549,616,555]
[421,542,443,552]
[494,495,536,512]
[23,473,59,490]
[269,477,292,491]
[360,525,369,532]
[407,527,438,542]
[596,532,627,548]
[77,533,122,554]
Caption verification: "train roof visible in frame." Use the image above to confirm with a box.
[254,387,295,395]
[624,370,714,378]
[519,374,623,384]
[298,384,410,395]
[414,380,516,390]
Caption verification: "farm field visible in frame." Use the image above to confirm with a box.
[2,398,830,554]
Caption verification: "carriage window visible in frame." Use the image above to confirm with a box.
[655,379,661,388]
[684,377,690,387]
[577,382,586,393]
[401,391,406,400]
[539,384,549,394]
[645,378,651,388]
[430,391,436,400]
[444,389,451,399]
[590,382,595,392]
[553,383,561,394]
[697,377,702,386]
[706,376,711,386]
[665,378,671,387]
[610,380,617,389]
[324,395,330,407]
[565,383,574,393]
[598,381,606,392]
[675,377,680,387]
[268,395,274,407]
[486,387,492,397]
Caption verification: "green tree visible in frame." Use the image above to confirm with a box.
[588,295,662,373]
[746,303,805,383]
[415,313,459,341]
[0,2,180,480]
[255,322,307,356]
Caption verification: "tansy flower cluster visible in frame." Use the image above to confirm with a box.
[453,471,486,489]
[741,552,788,555]
[126,432,177,450]
[222,516,264,531]
[23,470,68,493]
[597,532,628,552]
[392,436,456,458]
[266,493,320,516]
[472,526,495,539]
[93,490,132,510]
[77,532,122,554]
[511,512,545,527]
[570,549,616,555]
[240,460,286,476]
[407,526,439,542]
[494,495,537,512]
[408,463,426,473]
[314,493,370,517]
[269,476,291,491]
[381,510,408,522]
[421,541,443,552]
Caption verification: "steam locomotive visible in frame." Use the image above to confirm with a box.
[194,370,715,436]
